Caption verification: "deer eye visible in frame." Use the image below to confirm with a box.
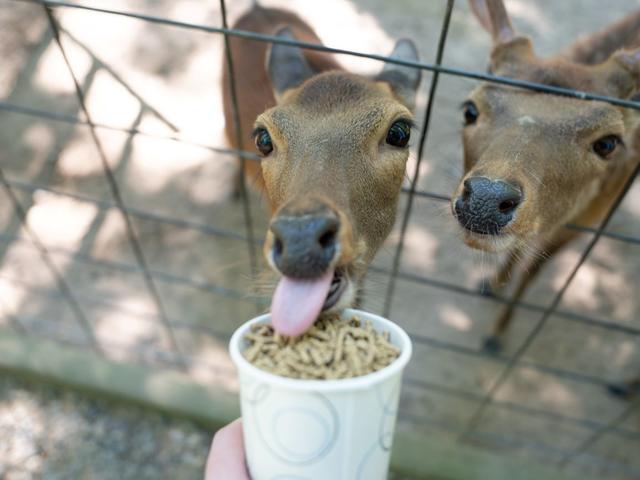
[386,120,411,147]
[253,128,273,156]
[462,100,479,125]
[592,135,621,159]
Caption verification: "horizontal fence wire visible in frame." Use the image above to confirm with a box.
[2,247,639,454]
[21,0,640,110]
[3,0,639,476]
[3,312,639,477]
[43,5,187,368]
[58,25,179,133]
[0,233,260,304]
[0,99,261,161]
[3,292,639,444]
[0,100,637,247]
[402,377,640,441]
[559,398,640,467]
[399,412,640,479]
[0,169,99,348]
[0,239,631,395]
[5,320,639,480]
[4,175,639,337]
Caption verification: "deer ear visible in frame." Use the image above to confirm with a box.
[489,36,535,73]
[609,49,640,98]
[267,27,315,99]
[469,0,516,44]
[469,0,536,75]
[375,39,422,111]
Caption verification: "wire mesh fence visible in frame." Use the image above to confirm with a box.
[1,0,639,478]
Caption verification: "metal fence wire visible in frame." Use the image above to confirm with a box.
[1,0,639,478]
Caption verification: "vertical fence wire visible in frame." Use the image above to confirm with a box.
[0,167,98,346]
[218,0,260,312]
[560,398,640,468]
[42,6,186,367]
[2,0,638,475]
[458,160,640,445]
[58,26,180,133]
[383,0,455,318]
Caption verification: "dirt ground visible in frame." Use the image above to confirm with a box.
[0,375,211,479]
[0,0,639,478]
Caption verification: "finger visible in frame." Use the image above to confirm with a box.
[205,419,250,480]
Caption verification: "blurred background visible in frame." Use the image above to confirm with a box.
[0,0,639,478]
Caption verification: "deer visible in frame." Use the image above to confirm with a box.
[451,0,640,398]
[221,4,421,337]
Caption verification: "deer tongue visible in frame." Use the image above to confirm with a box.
[271,269,334,337]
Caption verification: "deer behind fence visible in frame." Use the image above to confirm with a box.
[452,0,640,394]
[222,4,421,336]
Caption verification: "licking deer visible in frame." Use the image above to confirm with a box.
[222,5,421,336]
[452,0,640,396]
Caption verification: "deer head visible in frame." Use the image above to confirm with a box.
[256,28,421,335]
[452,0,640,253]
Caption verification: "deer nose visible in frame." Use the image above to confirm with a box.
[269,207,340,278]
[454,176,522,235]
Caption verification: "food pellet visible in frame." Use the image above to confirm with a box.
[242,314,401,380]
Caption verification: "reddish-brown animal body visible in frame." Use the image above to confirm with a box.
[222,7,340,200]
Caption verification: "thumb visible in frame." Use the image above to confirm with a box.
[205,419,250,480]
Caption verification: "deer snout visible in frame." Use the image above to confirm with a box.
[269,206,340,278]
[454,176,522,235]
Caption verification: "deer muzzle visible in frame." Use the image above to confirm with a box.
[267,200,353,337]
[269,205,340,278]
[453,176,522,235]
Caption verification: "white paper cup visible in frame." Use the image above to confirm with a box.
[229,308,412,480]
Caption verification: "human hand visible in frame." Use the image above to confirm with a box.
[205,418,250,479]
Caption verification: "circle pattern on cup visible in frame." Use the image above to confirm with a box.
[272,407,331,461]
[355,438,386,480]
[244,381,270,405]
[253,391,339,465]
[376,378,399,415]
[376,380,399,451]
